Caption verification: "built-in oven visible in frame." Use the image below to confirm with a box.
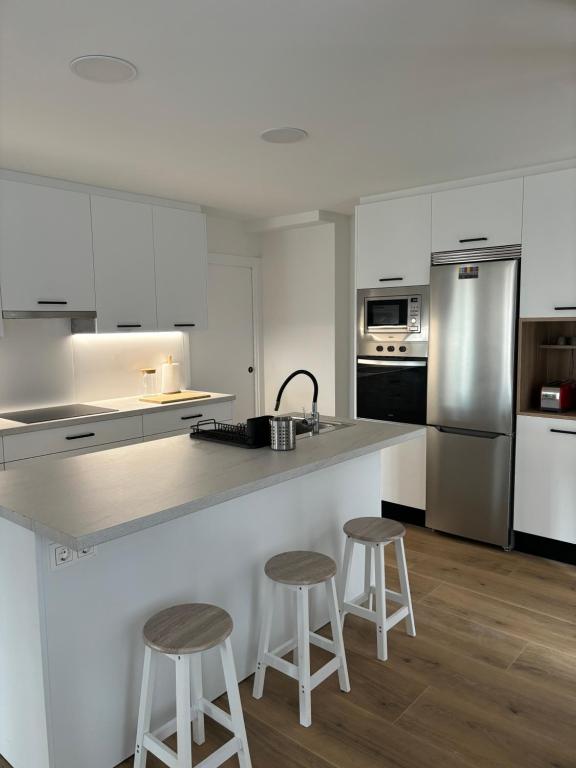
[356,286,429,425]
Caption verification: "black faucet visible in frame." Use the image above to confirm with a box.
[274,369,320,434]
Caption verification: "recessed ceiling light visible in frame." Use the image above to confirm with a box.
[260,127,309,144]
[69,55,138,83]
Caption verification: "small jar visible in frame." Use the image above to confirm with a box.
[140,368,157,396]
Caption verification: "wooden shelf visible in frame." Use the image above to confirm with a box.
[518,408,576,421]
[540,345,576,350]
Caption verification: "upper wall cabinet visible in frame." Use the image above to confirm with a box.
[153,206,208,330]
[0,180,95,311]
[520,169,576,318]
[356,195,431,288]
[431,178,523,252]
[91,196,158,332]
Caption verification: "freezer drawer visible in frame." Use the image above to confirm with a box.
[426,426,513,547]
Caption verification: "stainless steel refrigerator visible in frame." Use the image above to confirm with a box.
[426,247,520,548]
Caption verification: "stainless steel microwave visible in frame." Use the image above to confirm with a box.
[357,286,429,357]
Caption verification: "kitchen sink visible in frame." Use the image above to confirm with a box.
[292,416,352,438]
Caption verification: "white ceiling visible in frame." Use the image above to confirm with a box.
[1,0,575,218]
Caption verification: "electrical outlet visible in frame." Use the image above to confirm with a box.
[53,545,75,568]
[77,545,96,559]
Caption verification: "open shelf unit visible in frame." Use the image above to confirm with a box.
[517,318,576,422]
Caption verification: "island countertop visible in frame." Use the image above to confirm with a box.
[0,417,424,549]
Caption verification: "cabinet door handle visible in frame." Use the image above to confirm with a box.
[181,414,203,420]
[550,428,576,436]
[458,237,488,243]
[173,323,196,327]
[37,300,68,305]
[66,432,96,440]
[116,323,142,328]
[379,277,404,282]
[554,306,576,311]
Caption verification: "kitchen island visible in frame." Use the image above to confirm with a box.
[0,417,423,768]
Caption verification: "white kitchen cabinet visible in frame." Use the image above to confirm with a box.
[153,206,208,330]
[520,169,576,318]
[356,195,431,288]
[431,178,523,252]
[514,415,576,544]
[142,400,233,437]
[91,196,158,332]
[3,416,143,462]
[0,179,95,311]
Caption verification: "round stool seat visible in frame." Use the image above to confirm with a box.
[265,550,337,586]
[143,603,233,654]
[344,516,406,543]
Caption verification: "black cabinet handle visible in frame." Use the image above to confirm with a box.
[550,429,576,436]
[66,432,96,440]
[458,237,488,243]
[181,414,203,420]
[37,300,68,305]
[379,277,404,282]
[173,323,196,327]
[554,306,576,311]
[248,366,254,373]
[116,323,142,328]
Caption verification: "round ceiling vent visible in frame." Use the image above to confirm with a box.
[260,127,309,144]
[69,55,138,83]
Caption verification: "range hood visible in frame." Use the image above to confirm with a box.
[2,310,97,333]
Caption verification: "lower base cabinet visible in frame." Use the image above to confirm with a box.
[514,415,576,544]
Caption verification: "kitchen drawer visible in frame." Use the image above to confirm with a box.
[3,416,143,462]
[142,401,233,436]
[514,415,576,544]
[6,437,143,468]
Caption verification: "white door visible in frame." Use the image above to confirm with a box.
[0,179,95,311]
[90,196,158,332]
[153,206,208,331]
[189,260,257,422]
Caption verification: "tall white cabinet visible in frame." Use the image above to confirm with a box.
[520,168,576,318]
[90,196,158,332]
[0,180,95,311]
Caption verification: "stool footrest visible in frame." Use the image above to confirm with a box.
[263,651,299,680]
[385,605,409,630]
[198,698,233,732]
[342,600,374,623]
[195,737,242,768]
[143,733,178,768]
[310,656,342,690]
[309,631,335,654]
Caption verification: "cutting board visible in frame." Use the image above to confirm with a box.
[139,390,212,405]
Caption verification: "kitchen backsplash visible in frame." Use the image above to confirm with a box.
[0,319,188,410]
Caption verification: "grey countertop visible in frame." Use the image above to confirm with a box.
[0,392,235,436]
[0,416,424,549]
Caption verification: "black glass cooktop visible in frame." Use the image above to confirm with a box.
[0,404,119,424]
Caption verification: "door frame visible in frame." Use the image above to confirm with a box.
[207,253,264,417]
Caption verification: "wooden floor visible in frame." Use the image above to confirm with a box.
[3,525,576,767]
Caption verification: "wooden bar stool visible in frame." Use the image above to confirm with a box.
[134,603,251,768]
[253,550,350,727]
[339,517,416,661]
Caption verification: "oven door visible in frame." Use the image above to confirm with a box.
[356,357,427,425]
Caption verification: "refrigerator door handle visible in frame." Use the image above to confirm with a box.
[432,425,502,439]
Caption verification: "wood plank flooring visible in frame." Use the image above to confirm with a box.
[2,525,575,767]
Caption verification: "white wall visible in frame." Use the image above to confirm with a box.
[205,211,260,258]
[261,224,337,415]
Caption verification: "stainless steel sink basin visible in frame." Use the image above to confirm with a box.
[292,416,352,438]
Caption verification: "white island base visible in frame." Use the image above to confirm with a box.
[0,450,381,768]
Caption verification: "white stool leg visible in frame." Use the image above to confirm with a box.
[134,645,157,768]
[395,537,416,637]
[339,536,354,623]
[374,543,388,661]
[364,544,373,611]
[175,655,192,768]
[190,652,205,745]
[253,578,275,699]
[296,586,312,727]
[325,576,350,693]
[220,637,252,768]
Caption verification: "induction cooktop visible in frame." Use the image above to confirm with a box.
[0,404,119,424]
